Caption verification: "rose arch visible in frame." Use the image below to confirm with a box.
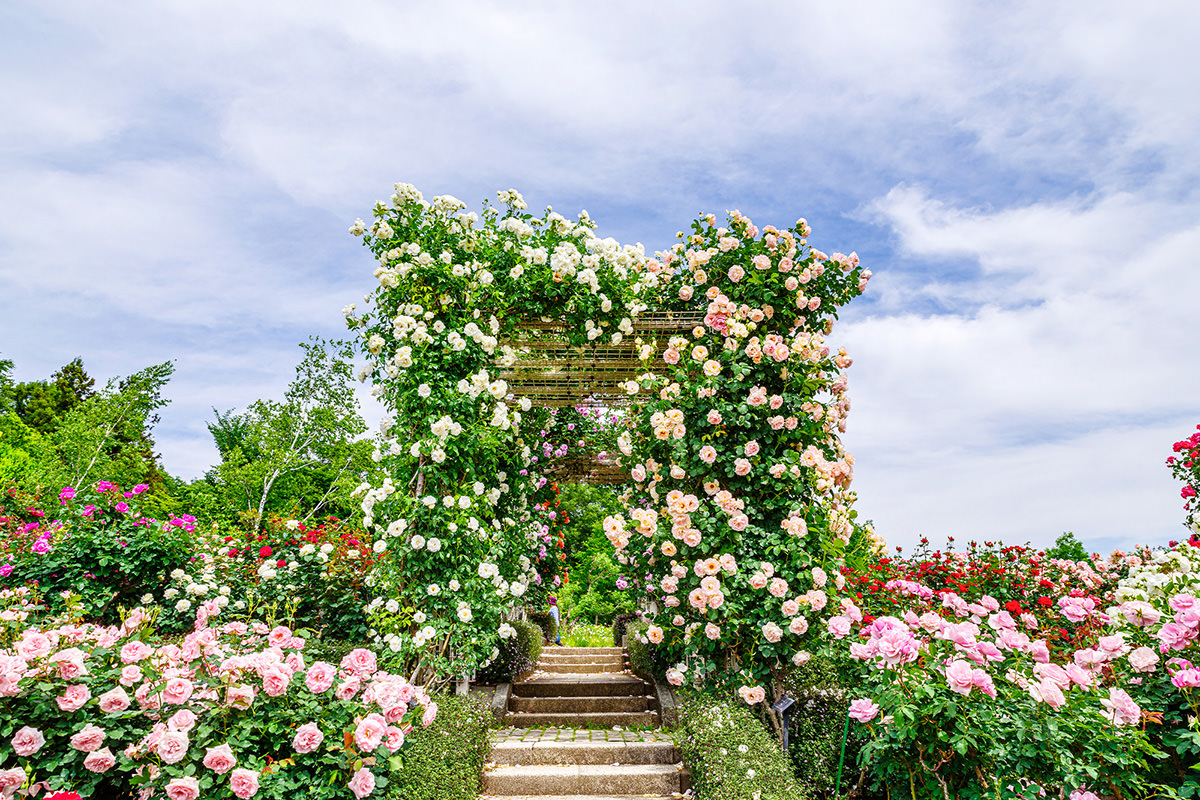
[347,183,879,702]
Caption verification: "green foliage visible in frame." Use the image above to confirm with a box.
[782,655,867,798]
[625,619,669,680]
[677,694,807,800]
[561,549,634,624]
[527,610,558,643]
[561,622,614,648]
[385,694,492,800]
[1045,531,1089,562]
[206,338,370,531]
[612,611,639,645]
[10,357,96,435]
[476,620,542,683]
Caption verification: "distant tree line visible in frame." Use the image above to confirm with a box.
[0,339,375,529]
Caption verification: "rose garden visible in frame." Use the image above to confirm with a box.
[1,183,1198,799]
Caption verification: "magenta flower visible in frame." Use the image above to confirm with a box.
[114,502,129,514]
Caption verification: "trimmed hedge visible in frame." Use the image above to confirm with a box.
[385,693,492,800]
[528,610,558,643]
[782,654,866,797]
[476,619,543,683]
[677,695,807,800]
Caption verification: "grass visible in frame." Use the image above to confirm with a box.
[561,622,614,647]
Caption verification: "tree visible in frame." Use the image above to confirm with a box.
[39,361,174,490]
[208,339,369,530]
[11,357,96,435]
[1045,531,1089,562]
[0,354,13,414]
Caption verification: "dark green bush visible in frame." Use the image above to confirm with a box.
[782,655,867,798]
[625,619,669,681]
[385,694,492,800]
[476,619,542,683]
[677,694,807,800]
[528,610,558,643]
[611,611,639,644]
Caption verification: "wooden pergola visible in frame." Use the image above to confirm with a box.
[500,311,703,483]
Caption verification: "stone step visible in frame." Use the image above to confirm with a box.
[538,653,627,666]
[510,695,650,714]
[535,661,628,674]
[540,646,625,655]
[513,676,650,698]
[490,738,679,766]
[483,764,682,796]
[504,710,661,728]
[480,795,680,800]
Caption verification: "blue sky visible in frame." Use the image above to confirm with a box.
[2,0,1197,554]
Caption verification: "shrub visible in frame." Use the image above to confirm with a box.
[0,481,193,621]
[560,622,613,647]
[527,610,557,643]
[476,620,542,683]
[782,654,867,797]
[611,611,639,645]
[0,602,436,799]
[385,694,492,800]
[677,694,805,800]
[625,619,668,681]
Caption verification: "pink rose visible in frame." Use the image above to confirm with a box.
[1101,688,1141,726]
[848,698,879,723]
[422,701,437,727]
[156,729,189,764]
[744,440,760,457]
[354,714,387,752]
[341,649,377,678]
[305,661,336,693]
[729,514,749,532]
[70,723,107,752]
[0,767,26,791]
[1128,646,1159,673]
[704,623,721,640]
[1038,678,1067,709]
[11,726,45,756]
[57,683,91,712]
[727,265,745,283]
[230,768,260,798]
[734,458,751,476]
[120,641,153,663]
[262,666,291,697]
[736,685,766,705]
[16,632,51,660]
[292,722,325,754]
[768,578,788,598]
[83,747,116,773]
[826,616,852,639]
[169,708,198,732]
[383,726,406,754]
[788,616,809,635]
[120,664,143,686]
[165,776,201,800]
[162,676,194,705]
[98,686,131,713]
[348,767,376,799]
[698,445,717,464]
[944,660,976,696]
[227,683,256,708]
[203,743,237,774]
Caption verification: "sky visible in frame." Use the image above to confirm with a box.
[2,0,1197,555]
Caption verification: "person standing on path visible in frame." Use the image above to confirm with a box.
[548,596,561,645]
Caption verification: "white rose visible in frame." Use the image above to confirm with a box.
[427,537,442,553]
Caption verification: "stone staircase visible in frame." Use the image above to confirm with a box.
[481,646,687,800]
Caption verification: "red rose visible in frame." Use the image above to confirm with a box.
[259,545,272,558]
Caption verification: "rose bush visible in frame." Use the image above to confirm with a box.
[1168,424,1200,534]
[0,602,434,798]
[0,482,193,622]
[347,184,664,686]
[610,208,875,701]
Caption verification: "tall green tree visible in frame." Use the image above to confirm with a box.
[207,339,370,530]
[39,361,174,490]
[11,357,96,435]
[0,354,13,413]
